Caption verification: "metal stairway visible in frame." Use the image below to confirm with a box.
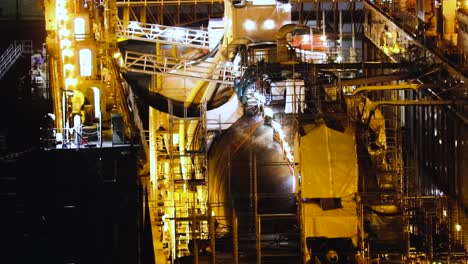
[0,41,32,80]
[117,20,210,49]
[363,1,467,81]
[123,50,235,85]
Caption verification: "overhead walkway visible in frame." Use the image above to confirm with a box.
[0,41,32,80]
[116,0,223,6]
[123,50,235,85]
[117,20,210,49]
[116,0,355,6]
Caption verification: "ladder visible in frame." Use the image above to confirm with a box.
[0,41,32,80]
[117,20,210,49]
[123,50,235,85]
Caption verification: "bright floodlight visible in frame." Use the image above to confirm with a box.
[263,19,275,30]
[283,3,292,12]
[244,20,256,31]
[336,54,343,63]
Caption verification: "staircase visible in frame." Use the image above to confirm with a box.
[0,41,32,80]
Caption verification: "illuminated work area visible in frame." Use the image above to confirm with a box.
[0,0,467,263]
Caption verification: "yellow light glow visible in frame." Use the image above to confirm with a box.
[59,28,70,37]
[64,64,74,71]
[56,0,67,6]
[56,12,69,22]
[62,49,74,57]
[456,224,462,232]
[60,39,72,48]
[113,52,122,59]
[65,77,77,88]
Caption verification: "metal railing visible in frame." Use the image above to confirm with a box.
[124,50,236,85]
[0,41,32,80]
[117,20,210,49]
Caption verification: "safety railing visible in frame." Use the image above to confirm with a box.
[40,124,103,149]
[123,50,236,85]
[116,0,223,6]
[117,20,210,49]
[0,41,32,80]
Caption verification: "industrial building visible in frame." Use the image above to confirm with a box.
[0,0,467,263]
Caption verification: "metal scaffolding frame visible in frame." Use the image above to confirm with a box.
[153,100,210,261]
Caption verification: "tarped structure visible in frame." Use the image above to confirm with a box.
[303,198,358,241]
[299,124,358,198]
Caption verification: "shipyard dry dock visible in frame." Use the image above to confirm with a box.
[0,0,467,263]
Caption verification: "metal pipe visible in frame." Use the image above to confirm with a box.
[351,83,420,96]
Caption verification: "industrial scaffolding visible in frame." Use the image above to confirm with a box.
[151,100,210,261]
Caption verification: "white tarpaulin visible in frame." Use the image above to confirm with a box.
[299,124,358,198]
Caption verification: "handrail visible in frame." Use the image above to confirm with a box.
[116,0,360,6]
[123,50,235,85]
[0,42,23,80]
[117,20,210,49]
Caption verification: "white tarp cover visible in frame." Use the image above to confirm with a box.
[303,198,357,242]
[300,124,358,198]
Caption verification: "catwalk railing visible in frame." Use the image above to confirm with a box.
[123,50,235,85]
[117,20,210,49]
